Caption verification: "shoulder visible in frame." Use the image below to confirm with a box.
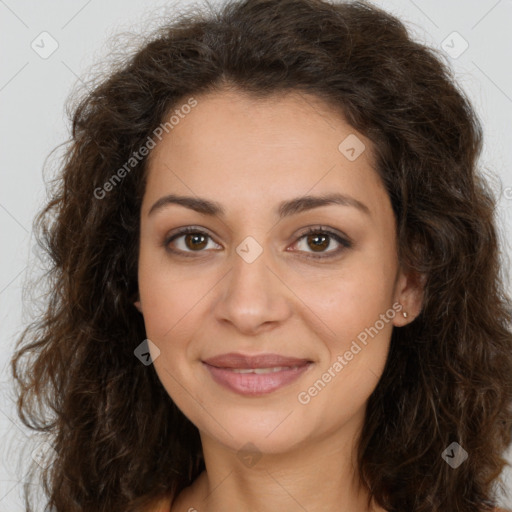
[147,503,511,512]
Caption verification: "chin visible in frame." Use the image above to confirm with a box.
[194,403,320,456]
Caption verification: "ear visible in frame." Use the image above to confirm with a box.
[133,293,143,313]
[392,267,425,327]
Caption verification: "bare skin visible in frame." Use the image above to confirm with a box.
[136,88,423,512]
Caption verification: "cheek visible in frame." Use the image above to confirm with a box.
[137,246,206,342]
[298,258,397,345]
[296,276,394,423]
[137,260,204,412]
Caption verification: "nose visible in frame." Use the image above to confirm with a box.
[212,240,292,335]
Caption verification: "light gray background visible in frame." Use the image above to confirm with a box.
[1,0,512,510]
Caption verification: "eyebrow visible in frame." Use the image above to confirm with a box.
[148,192,371,218]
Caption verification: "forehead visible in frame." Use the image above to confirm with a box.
[151,88,365,155]
[142,89,388,220]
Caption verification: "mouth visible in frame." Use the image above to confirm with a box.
[202,353,313,396]
[226,365,305,374]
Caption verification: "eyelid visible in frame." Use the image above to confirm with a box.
[289,225,352,259]
[163,226,221,257]
[163,225,352,259]
[294,225,353,246]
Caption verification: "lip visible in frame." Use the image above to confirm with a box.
[202,353,313,396]
[203,352,312,369]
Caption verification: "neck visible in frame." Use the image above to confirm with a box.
[175,411,383,512]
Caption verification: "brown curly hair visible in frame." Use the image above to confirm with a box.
[11,0,512,511]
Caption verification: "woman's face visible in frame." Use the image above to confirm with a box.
[137,89,419,455]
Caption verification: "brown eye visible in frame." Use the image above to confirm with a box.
[306,233,330,252]
[164,227,221,256]
[292,226,352,259]
[183,232,208,251]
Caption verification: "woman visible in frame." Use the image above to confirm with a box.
[11,0,512,511]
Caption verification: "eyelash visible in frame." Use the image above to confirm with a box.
[163,225,352,260]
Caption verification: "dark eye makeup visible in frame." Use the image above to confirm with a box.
[162,225,353,260]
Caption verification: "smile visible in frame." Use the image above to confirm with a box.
[229,366,303,374]
[202,353,313,396]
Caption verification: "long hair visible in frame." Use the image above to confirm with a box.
[11,0,512,510]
